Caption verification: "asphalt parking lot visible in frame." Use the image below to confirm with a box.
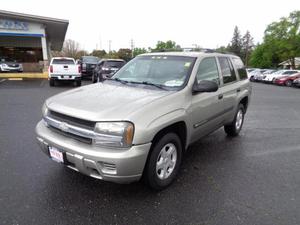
[0,79,299,225]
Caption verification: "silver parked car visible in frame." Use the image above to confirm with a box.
[36,52,252,190]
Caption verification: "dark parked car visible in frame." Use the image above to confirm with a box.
[274,73,300,86]
[92,59,126,83]
[0,57,23,72]
[78,56,100,79]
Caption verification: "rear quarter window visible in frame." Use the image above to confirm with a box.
[231,57,247,80]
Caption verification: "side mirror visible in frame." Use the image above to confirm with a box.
[192,80,218,94]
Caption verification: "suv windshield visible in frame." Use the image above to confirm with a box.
[112,55,196,90]
[82,56,99,63]
[104,61,125,68]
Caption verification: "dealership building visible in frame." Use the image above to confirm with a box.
[0,10,68,72]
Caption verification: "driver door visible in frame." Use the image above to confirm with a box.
[189,57,225,143]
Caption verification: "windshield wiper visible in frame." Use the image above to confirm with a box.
[107,78,129,85]
[138,81,167,90]
[107,78,167,90]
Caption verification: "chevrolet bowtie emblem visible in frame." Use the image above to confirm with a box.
[59,122,69,132]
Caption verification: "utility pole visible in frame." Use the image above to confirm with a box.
[99,34,102,50]
[130,39,134,58]
[108,40,112,53]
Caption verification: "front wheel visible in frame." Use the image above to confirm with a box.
[224,104,245,137]
[285,80,292,87]
[144,133,182,190]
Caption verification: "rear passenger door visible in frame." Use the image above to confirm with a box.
[217,57,239,123]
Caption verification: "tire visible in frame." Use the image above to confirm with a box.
[250,76,254,82]
[76,80,81,87]
[92,73,97,83]
[144,133,182,190]
[49,79,55,87]
[285,80,292,87]
[224,104,245,137]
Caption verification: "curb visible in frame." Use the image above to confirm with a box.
[0,72,48,79]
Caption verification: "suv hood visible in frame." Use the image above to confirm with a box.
[46,81,172,121]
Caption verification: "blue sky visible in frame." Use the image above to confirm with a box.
[2,0,299,52]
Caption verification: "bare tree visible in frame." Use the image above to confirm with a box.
[61,39,81,58]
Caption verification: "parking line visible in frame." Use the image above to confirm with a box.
[0,79,6,83]
[8,78,23,81]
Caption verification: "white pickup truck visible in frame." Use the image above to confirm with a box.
[48,57,81,87]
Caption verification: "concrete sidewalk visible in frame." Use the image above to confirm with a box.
[0,72,48,79]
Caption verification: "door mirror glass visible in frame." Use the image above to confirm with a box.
[192,80,218,93]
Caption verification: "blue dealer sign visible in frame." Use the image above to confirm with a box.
[0,19,29,31]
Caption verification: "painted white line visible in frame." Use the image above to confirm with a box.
[0,79,6,83]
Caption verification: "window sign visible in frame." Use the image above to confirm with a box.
[0,20,29,31]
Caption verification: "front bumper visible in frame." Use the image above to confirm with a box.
[35,121,151,183]
[1,67,22,72]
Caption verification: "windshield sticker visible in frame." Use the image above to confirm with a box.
[164,80,184,87]
[184,62,191,67]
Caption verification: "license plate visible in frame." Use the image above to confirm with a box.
[49,146,64,163]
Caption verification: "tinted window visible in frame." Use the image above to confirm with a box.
[196,57,220,85]
[104,61,125,68]
[52,59,74,65]
[82,56,99,63]
[232,57,247,80]
[218,57,237,84]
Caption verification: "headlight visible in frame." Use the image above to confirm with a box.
[82,63,87,68]
[102,67,109,71]
[1,63,8,67]
[42,104,49,118]
[93,122,134,148]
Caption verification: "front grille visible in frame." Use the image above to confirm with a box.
[10,64,19,68]
[47,110,96,145]
[49,110,95,130]
[48,125,92,144]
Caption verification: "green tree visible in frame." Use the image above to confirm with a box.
[241,31,254,66]
[117,48,132,61]
[133,47,147,57]
[250,10,300,68]
[228,26,242,57]
[90,49,107,58]
[152,40,181,52]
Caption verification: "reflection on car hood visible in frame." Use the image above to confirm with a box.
[46,81,172,121]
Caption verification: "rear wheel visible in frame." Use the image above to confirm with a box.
[224,104,245,137]
[92,73,97,83]
[285,80,292,87]
[49,79,55,87]
[144,133,182,190]
[76,80,81,87]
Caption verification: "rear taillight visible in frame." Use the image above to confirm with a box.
[50,65,53,73]
[78,65,81,73]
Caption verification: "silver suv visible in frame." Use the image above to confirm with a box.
[36,52,251,190]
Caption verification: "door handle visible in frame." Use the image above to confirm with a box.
[237,88,241,93]
[218,94,223,100]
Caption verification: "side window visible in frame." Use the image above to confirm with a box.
[218,57,237,84]
[232,57,247,80]
[196,57,220,85]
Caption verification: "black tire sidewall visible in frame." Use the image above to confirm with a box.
[145,133,182,190]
